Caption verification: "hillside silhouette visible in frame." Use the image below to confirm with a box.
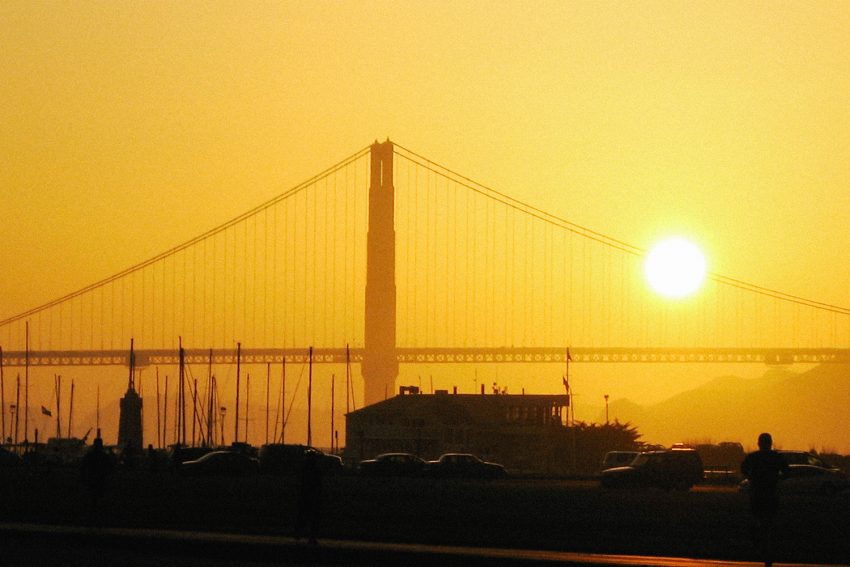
[608,364,850,453]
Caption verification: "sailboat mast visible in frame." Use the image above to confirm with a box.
[191,378,198,447]
[15,375,20,445]
[178,337,186,445]
[163,375,169,448]
[156,369,161,449]
[55,375,61,439]
[24,321,29,442]
[234,342,241,444]
[307,346,313,447]
[0,346,5,443]
[345,344,350,414]
[68,379,74,438]
[207,349,213,447]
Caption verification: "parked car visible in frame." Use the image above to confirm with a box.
[779,450,832,468]
[0,447,22,468]
[740,464,848,496]
[258,443,342,475]
[180,450,259,477]
[170,445,216,468]
[427,453,506,479]
[359,453,427,477]
[600,448,703,490]
[602,451,639,470]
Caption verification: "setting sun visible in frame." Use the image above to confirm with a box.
[644,238,707,299]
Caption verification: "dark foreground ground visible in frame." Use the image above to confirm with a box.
[1,468,848,565]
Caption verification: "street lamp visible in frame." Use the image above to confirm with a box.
[219,406,226,447]
[604,395,609,425]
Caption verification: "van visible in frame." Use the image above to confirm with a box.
[602,451,639,470]
[600,448,703,490]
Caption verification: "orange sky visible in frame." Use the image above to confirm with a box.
[2,2,850,447]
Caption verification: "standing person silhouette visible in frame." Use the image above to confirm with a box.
[295,450,323,545]
[741,432,789,567]
[80,437,114,526]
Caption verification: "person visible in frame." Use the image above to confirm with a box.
[741,432,789,566]
[80,437,114,525]
[294,450,323,544]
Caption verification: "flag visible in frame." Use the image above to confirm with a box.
[41,406,52,417]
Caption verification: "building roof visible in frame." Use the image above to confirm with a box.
[347,393,569,424]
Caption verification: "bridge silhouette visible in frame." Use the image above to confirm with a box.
[2,140,849,406]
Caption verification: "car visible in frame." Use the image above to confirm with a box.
[740,464,849,496]
[602,451,639,470]
[0,447,22,468]
[427,453,506,479]
[170,445,216,467]
[180,450,259,477]
[358,453,427,477]
[258,443,342,475]
[778,464,849,495]
[779,450,832,468]
[600,448,704,490]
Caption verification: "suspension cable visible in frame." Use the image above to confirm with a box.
[1,147,370,328]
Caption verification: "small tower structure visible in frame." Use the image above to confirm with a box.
[118,339,143,452]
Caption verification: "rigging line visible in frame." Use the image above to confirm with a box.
[1,147,370,328]
[283,361,306,428]
[396,148,850,316]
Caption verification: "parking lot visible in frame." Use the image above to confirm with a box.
[1,468,848,565]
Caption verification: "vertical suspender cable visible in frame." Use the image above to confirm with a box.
[244,219,249,344]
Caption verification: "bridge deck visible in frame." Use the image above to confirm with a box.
[1,347,849,366]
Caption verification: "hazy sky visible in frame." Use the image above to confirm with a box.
[2,2,850,420]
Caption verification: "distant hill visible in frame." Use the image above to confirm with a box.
[608,364,850,453]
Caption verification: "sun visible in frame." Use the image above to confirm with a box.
[644,238,707,298]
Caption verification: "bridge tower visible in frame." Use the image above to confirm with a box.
[362,140,398,405]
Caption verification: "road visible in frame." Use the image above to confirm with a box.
[0,522,845,567]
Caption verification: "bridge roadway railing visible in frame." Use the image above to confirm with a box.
[1,347,849,367]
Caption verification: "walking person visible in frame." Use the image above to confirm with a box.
[741,432,789,567]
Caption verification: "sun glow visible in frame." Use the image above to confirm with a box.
[644,238,707,298]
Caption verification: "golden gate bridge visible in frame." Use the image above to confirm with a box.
[1,140,849,408]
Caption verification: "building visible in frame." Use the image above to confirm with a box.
[344,388,570,474]
[117,379,143,452]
